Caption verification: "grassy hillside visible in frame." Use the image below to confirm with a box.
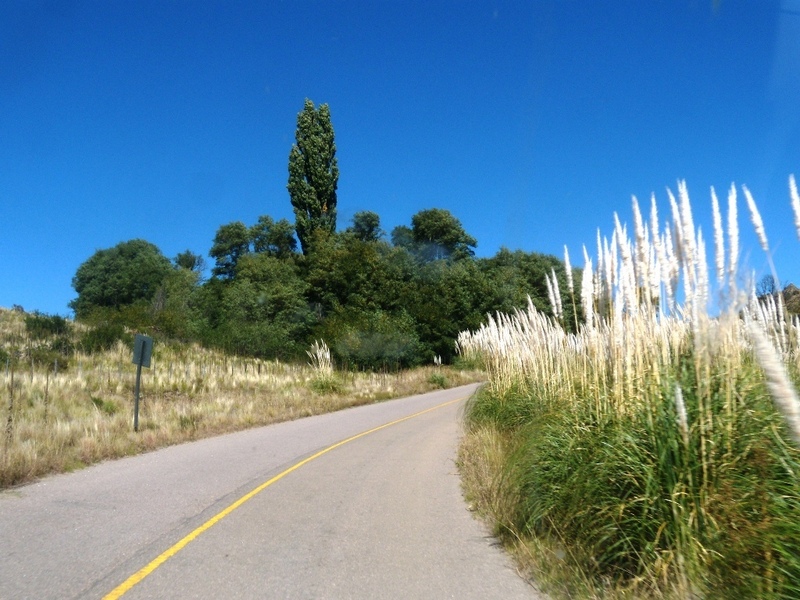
[0,308,481,489]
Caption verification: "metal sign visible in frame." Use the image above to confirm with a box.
[131,334,153,432]
[132,334,153,368]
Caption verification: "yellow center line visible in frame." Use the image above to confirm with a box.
[103,396,465,599]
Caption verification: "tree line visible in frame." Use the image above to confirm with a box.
[69,99,578,369]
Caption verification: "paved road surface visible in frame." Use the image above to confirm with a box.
[0,384,544,599]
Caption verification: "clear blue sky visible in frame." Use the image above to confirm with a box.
[2,1,800,315]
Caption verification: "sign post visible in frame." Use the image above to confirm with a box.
[131,334,153,432]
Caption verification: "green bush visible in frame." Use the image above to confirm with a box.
[80,323,130,354]
[49,335,75,358]
[29,346,70,372]
[91,397,119,415]
[24,311,71,339]
[308,376,343,395]
[427,372,448,389]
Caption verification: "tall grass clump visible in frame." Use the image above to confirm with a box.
[458,178,800,598]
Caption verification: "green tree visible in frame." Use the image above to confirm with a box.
[212,254,313,358]
[303,231,415,317]
[480,248,581,330]
[287,99,339,254]
[409,208,477,261]
[70,239,173,318]
[390,225,416,251]
[318,309,422,370]
[174,250,206,274]
[152,267,203,340]
[347,211,384,242]
[406,259,492,361]
[251,215,298,258]
[210,221,251,279]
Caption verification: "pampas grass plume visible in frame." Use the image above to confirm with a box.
[564,245,574,295]
[790,174,800,241]
[743,185,769,253]
[711,187,725,286]
[728,184,739,282]
[674,384,689,448]
[747,322,800,446]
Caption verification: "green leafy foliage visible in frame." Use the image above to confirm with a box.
[428,372,448,388]
[174,250,206,273]
[79,321,131,353]
[251,216,298,258]
[410,208,477,261]
[210,221,252,279]
[319,309,423,370]
[308,375,344,395]
[66,221,570,367]
[61,100,577,369]
[25,312,71,340]
[70,239,173,318]
[288,99,338,254]
[481,248,582,331]
[91,396,119,416]
[346,211,384,242]
[206,254,313,359]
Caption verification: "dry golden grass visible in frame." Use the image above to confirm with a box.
[1,310,482,489]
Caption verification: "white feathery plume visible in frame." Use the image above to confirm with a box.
[727,184,739,283]
[609,230,618,293]
[581,256,595,329]
[632,195,650,293]
[668,187,684,264]
[790,174,800,241]
[596,228,604,277]
[674,384,689,448]
[711,186,725,287]
[601,235,612,312]
[649,235,661,313]
[545,271,557,319]
[747,321,800,446]
[564,245,574,296]
[778,291,787,353]
[545,272,554,308]
[650,194,664,292]
[696,228,709,312]
[678,180,697,265]
[663,227,677,313]
[615,213,637,312]
[649,193,659,243]
[632,195,646,256]
[743,185,769,253]
[590,240,602,310]
[643,223,654,303]
[551,268,564,321]
[595,230,605,308]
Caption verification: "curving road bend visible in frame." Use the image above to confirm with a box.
[0,384,544,599]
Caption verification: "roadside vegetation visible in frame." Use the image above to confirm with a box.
[0,307,481,489]
[60,100,577,374]
[0,98,575,489]
[458,179,800,598]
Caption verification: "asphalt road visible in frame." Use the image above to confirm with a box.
[0,384,544,599]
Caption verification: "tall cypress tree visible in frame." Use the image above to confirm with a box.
[287,99,339,254]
